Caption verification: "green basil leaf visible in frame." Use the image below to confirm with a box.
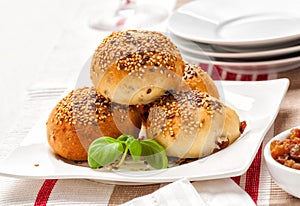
[88,154,100,169]
[88,137,124,168]
[126,138,142,162]
[117,134,131,142]
[140,139,168,169]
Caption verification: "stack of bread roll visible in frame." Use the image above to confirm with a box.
[46,30,242,162]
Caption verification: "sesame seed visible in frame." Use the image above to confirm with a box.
[53,87,116,126]
[182,63,208,82]
[92,30,182,78]
[148,90,224,139]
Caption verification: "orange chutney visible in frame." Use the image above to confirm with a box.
[270,128,300,170]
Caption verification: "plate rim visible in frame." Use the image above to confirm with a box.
[182,51,300,74]
[170,33,300,59]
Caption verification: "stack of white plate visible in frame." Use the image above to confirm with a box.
[167,0,300,78]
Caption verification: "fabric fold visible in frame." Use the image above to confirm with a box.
[121,178,256,206]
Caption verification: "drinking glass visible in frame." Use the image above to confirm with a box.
[89,0,168,31]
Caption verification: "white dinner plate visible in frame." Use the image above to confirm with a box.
[169,33,300,60]
[182,50,300,75]
[167,0,300,47]
[0,77,289,184]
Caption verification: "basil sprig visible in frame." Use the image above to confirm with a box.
[88,135,168,170]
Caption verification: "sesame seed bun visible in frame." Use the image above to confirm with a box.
[146,91,241,158]
[90,30,185,105]
[46,87,142,161]
[181,63,220,99]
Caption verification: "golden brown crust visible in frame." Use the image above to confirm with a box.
[46,87,142,161]
[90,30,185,105]
[181,63,220,99]
[46,108,115,161]
[146,91,241,158]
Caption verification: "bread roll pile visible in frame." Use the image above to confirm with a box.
[46,30,242,162]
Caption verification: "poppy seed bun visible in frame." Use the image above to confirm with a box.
[182,63,219,99]
[46,87,142,161]
[90,30,185,105]
[146,91,241,158]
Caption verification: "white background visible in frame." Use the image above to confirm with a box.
[0,0,82,134]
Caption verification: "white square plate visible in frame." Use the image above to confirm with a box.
[167,0,300,46]
[0,79,289,184]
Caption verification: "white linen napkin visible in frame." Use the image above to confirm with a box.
[121,178,256,206]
